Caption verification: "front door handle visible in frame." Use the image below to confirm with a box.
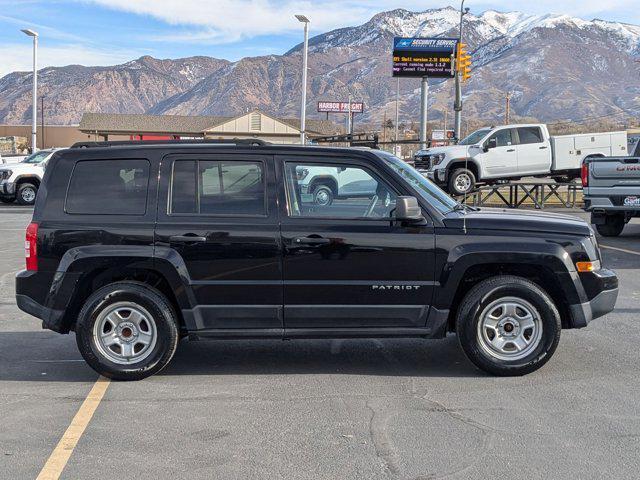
[169,235,207,243]
[506,149,516,152]
[539,146,548,150]
[293,236,331,245]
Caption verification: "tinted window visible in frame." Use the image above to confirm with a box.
[170,160,265,216]
[284,162,397,219]
[66,159,149,215]
[488,129,513,147]
[518,127,543,144]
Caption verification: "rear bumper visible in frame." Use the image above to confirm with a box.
[568,268,618,328]
[15,269,80,333]
[16,293,66,333]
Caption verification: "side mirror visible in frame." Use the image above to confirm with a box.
[395,196,423,222]
[484,138,497,152]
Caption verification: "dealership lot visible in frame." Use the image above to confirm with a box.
[1,204,639,479]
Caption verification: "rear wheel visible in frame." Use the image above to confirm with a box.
[595,215,625,237]
[16,182,37,205]
[75,282,179,381]
[456,275,561,376]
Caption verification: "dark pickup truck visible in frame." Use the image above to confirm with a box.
[16,141,618,380]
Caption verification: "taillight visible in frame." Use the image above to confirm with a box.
[581,162,589,187]
[25,222,38,271]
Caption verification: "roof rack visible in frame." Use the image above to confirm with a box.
[70,139,270,149]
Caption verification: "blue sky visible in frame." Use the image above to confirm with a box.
[1,0,638,76]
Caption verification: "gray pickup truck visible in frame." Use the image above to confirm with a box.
[583,156,640,236]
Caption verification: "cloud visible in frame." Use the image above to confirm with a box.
[81,0,640,45]
[0,43,143,77]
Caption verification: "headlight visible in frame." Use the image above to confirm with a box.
[0,170,12,180]
[430,153,445,165]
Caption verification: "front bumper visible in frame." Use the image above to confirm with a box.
[569,268,618,328]
[0,180,16,196]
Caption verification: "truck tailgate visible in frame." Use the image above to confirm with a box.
[585,157,640,209]
[591,157,640,187]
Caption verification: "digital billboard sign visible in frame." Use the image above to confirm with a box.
[392,37,458,78]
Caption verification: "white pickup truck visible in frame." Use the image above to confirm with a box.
[415,123,628,195]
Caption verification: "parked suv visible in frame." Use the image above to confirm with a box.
[16,141,618,380]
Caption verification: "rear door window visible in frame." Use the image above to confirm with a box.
[517,127,544,144]
[170,159,266,216]
[65,159,149,215]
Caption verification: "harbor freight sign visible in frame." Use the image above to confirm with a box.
[317,101,364,114]
[392,37,458,78]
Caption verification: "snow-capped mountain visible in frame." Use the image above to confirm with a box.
[0,7,638,126]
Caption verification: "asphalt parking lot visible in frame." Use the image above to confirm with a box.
[1,204,639,479]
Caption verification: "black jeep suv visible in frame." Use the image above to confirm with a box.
[16,141,618,380]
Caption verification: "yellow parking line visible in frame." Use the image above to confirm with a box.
[600,244,640,256]
[36,376,111,480]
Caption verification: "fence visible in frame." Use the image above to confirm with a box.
[458,182,582,209]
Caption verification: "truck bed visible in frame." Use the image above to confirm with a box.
[551,131,628,172]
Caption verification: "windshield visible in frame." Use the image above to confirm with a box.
[458,128,491,146]
[21,150,51,164]
[375,151,458,214]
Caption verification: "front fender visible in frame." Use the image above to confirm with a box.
[434,239,586,310]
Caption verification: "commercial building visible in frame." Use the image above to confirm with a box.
[78,111,338,144]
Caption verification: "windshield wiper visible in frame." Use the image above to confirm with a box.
[445,203,478,214]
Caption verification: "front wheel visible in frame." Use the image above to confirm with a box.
[595,215,625,237]
[16,182,38,205]
[313,184,334,206]
[456,275,561,376]
[75,282,179,381]
[448,168,476,196]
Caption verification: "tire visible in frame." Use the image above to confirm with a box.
[595,215,625,237]
[313,184,334,206]
[456,275,561,376]
[448,168,476,196]
[0,197,14,204]
[75,281,179,381]
[16,182,38,205]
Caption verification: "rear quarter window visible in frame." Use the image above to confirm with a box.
[65,159,150,215]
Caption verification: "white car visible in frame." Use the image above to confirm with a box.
[0,148,64,205]
[296,164,377,206]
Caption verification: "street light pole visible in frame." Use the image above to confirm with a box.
[21,29,38,153]
[454,1,468,142]
[295,15,310,145]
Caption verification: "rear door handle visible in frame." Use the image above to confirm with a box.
[539,146,548,149]
[293,236,331,245]
[506,149,516,152]
[169,235,207,243]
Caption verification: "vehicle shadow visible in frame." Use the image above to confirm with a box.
[0,331,483,381]
[162,335,483,378]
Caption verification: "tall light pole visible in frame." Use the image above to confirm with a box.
[453,2,469,142]
[21,29,38,153]
[295,15,310,145]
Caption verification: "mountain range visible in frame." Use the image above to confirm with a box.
[0,7,639,127]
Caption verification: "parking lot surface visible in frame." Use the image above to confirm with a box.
[1,204,639,479]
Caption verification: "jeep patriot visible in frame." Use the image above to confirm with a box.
[16,140,618,380]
